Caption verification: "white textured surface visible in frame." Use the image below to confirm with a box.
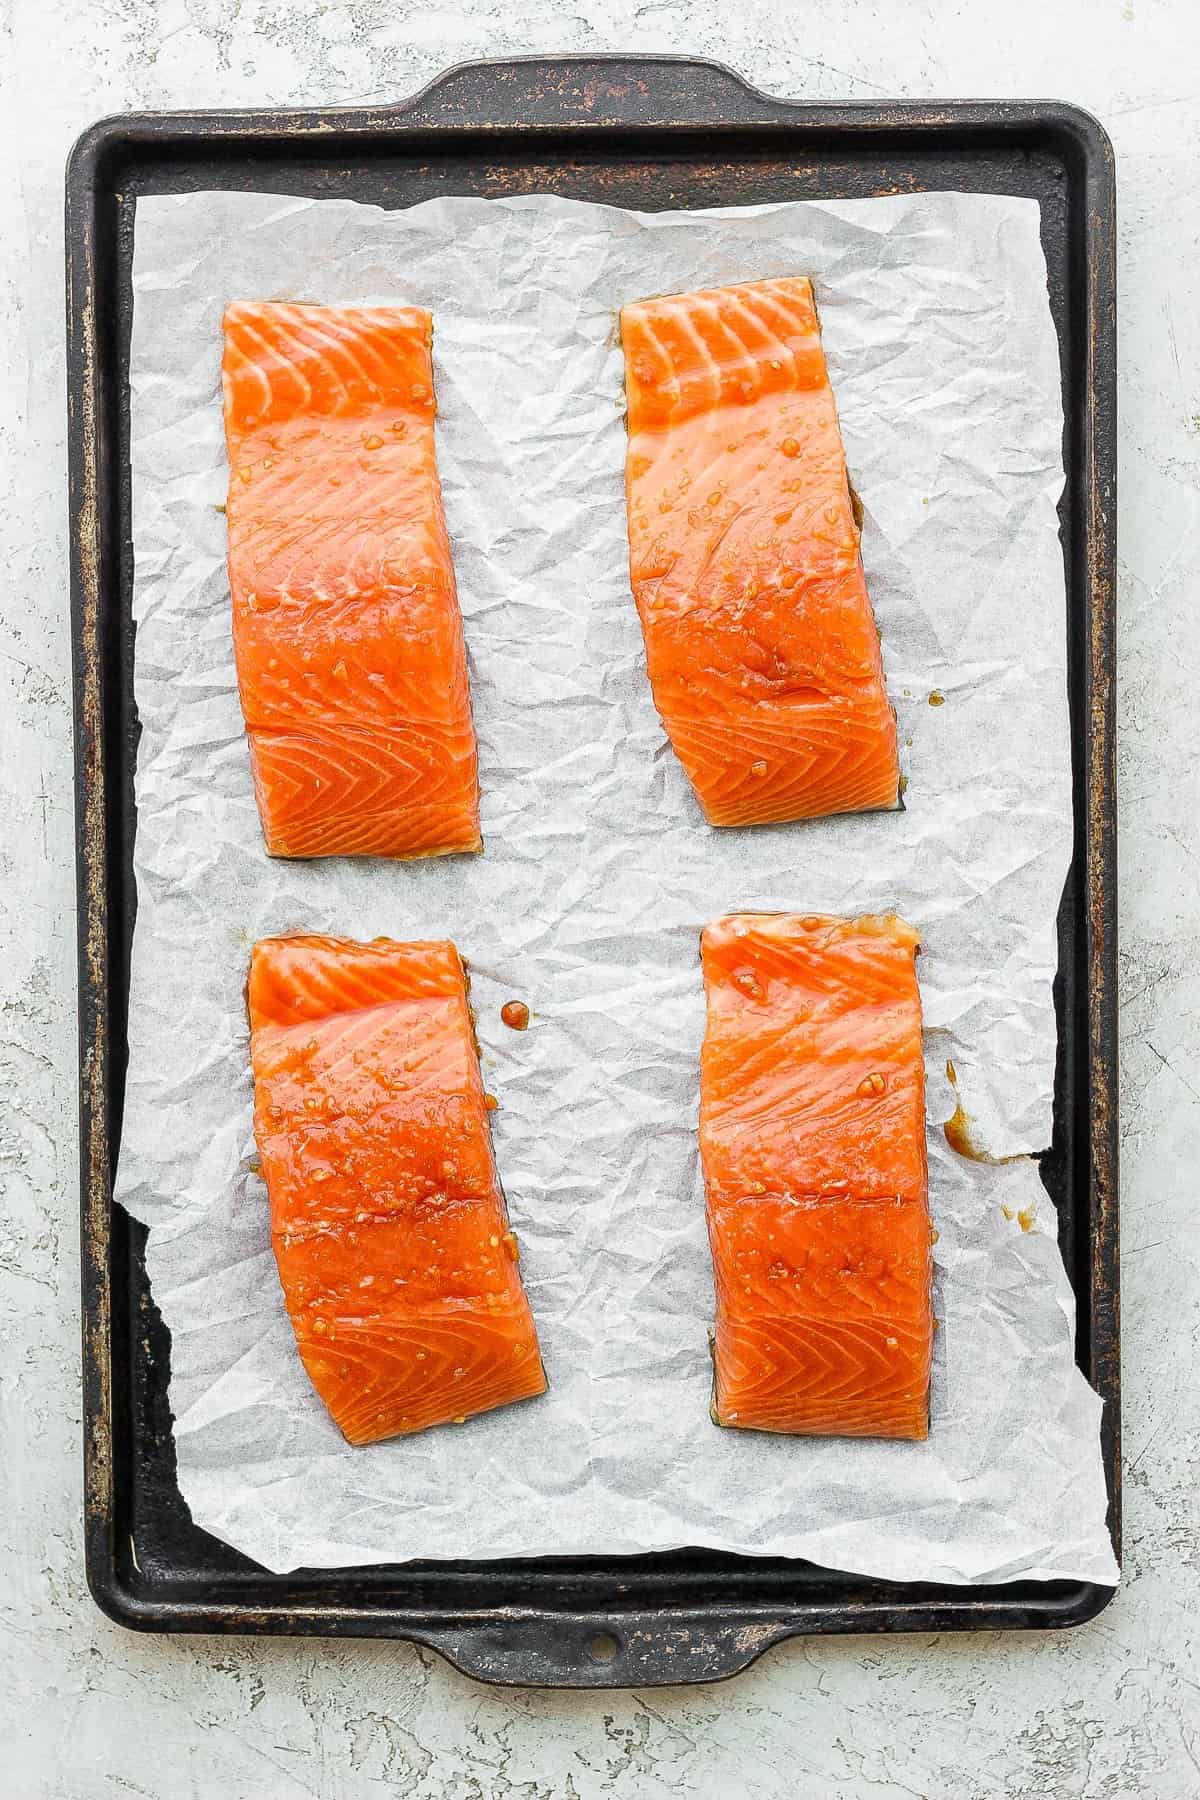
[2,2,1197,1794]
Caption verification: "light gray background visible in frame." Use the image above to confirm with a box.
[2,1,1195,1795]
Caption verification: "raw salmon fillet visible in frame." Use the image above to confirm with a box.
[699,913,932,1438]
[621,279,899,826]
[248,935,545,1443]
[222,302,480,859]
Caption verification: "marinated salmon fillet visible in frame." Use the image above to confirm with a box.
[621,279,899,826]
[699,913,932,1438]
[223,303,480,859]
[248,935,545,1442]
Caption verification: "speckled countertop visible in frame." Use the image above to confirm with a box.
[3,2,1197,1795]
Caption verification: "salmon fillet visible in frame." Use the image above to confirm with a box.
[248,935,545,1443]
[223,303,480,859]
[699,913,932,1438]
[621,279,899,826]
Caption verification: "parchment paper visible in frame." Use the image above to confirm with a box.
[116,188,1118,1585]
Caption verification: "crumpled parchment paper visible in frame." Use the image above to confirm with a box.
[115,187,1117,1585]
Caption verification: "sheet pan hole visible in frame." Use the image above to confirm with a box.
[588,1631,620,1664]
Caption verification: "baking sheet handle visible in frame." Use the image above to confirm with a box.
[418,1611,800,1689]
[384,50,785,134]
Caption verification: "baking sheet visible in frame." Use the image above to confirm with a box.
[116,187,1117,1586]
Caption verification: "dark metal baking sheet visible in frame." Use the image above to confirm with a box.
[66,53,1118,1688]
